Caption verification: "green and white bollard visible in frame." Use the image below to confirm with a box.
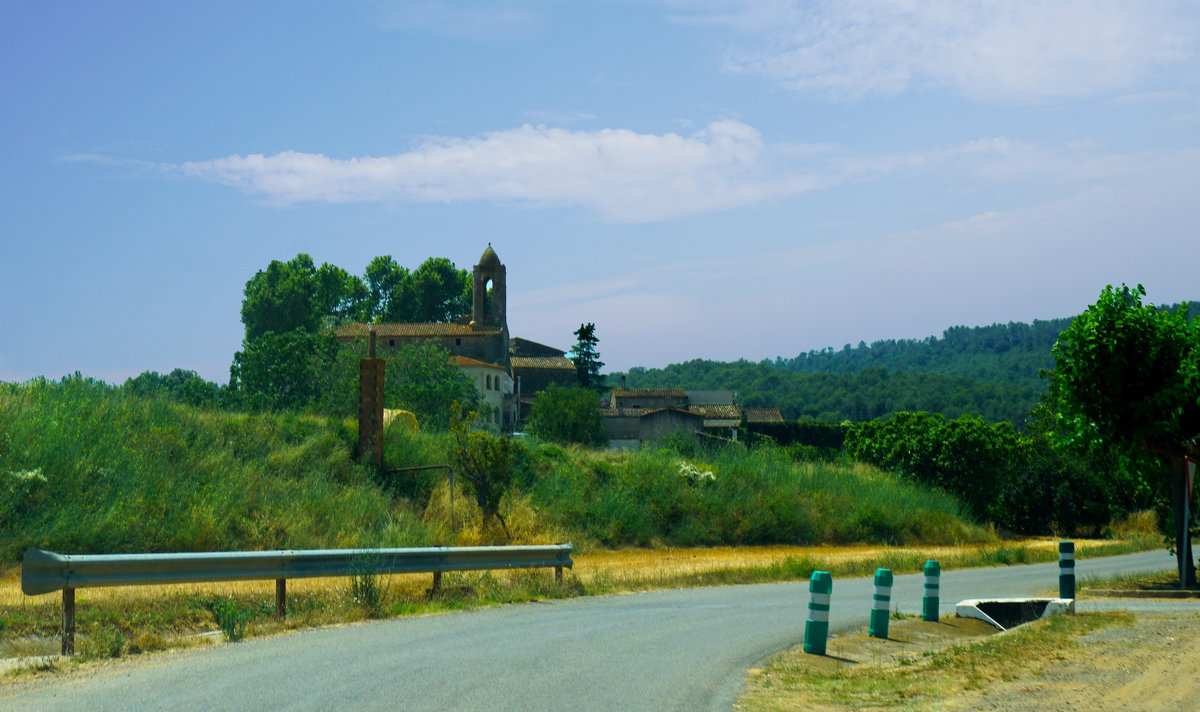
[922,560,940,622]
[1059,541,1075,599]
[803,571,833,655]
[868,568,893,639]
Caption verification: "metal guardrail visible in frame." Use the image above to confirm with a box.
[22,544,574,655]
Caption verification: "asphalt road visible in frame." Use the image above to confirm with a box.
[0,550,1180,712]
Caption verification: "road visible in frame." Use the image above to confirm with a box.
[0,550,1177,712]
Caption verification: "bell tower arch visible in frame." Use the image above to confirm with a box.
[471,243,506,327]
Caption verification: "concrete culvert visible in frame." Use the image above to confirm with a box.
[956,598,1074,631]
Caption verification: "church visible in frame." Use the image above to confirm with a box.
[333,245,577,430]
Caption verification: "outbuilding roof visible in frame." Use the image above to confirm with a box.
[334,323,501,338]
[511,356,577,371]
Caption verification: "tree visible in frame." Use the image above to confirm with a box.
[526,384,607,447]
[569,323,605,390]
[391,257,471,323]
[450,404,519,537]
[1049,285,1200,587]
[229,330,339,411]
[307,340,479,426]
[241,254,368,339]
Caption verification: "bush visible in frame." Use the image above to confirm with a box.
[526,385,607,447]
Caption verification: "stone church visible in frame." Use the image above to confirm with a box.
[333,245,576,430]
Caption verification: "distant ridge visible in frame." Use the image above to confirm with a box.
[614,301,1198,426]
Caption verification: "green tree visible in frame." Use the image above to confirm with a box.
[241,254,368,339]
[526,384,607,447]
[229,330,339,411]
[1048,284,1200,586]
[569,323,604,390]
[363,255,409,322]
[123,369,223,408]
[450,404,519,535]
[308,340,478,427]
[388,257,471,323]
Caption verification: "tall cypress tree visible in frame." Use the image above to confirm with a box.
[570,323,605,390]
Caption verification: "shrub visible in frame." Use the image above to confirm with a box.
[526,385,607,447]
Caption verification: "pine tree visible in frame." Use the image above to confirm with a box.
[570,323,605,390]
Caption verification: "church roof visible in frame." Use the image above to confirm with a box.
[451,355,507,372]
[511,356,576,371]
[334,322,501,338]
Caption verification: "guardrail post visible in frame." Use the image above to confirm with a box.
[869,568,893,639]
[803,571,832,655]
[1059,541,1075,599]
[275,578,287,618]
[432,571,442,593]
[62,588,75,656]
[922,560,940,622]
[555,565,563,584]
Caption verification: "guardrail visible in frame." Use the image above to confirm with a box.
[22,544,574,655]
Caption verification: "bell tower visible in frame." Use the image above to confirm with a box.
[471,243,506,327]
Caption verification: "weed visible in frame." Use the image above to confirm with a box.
[80,626,127,659]
[205,596,251,642]
[348,558,388,617]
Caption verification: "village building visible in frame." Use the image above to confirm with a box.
[333,245,577,430]
[602,388,783,449]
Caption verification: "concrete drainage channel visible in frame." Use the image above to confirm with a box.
[956,598,1075,631]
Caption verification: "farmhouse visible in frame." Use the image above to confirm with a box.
[334,245,577,430]
[602,388,784,449]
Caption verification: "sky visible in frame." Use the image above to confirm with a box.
[2,1,1199,384]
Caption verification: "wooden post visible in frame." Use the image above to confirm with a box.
[62,588,75,656]
[275,578,287,618]
[432,571,442,593]
[555,566,563,584]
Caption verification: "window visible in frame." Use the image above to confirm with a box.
[388,339,395,347]
[455,338,461,346]
[486,374,492,390]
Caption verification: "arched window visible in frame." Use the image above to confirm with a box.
[486,374,492,390]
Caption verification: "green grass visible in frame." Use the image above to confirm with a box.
[512,438,991,549]
[0,378,436,561]
[740,612,1131,711]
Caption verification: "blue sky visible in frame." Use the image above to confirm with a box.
[3,1,1198,384]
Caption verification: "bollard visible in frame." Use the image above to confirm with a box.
[1059,541,1075,599]
[803,571,833,655]
[922,560,940,622]
[868,568,893,639]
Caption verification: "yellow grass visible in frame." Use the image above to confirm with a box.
[0,538,1106,608]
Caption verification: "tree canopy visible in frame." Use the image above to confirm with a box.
[570,323,604,390]
[1049,284,1200,586]
[526,385,607,447]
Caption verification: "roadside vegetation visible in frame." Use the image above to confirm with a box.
[738,611,1133,712]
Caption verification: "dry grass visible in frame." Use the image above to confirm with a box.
[0,537,1125,609]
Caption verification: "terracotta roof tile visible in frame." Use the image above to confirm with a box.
[334,322,500,338]
[686,404,742,420]
[611,388,687,399]
[451,356,506,371]
[511,356,577,370]
[745,408,784,423]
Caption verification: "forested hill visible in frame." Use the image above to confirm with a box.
[773,319,1069,390]
[614,301,1197,425]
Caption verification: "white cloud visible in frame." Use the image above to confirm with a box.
[674,0,1198,103]
[180,121,829,222]
[177,121,1189,222]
